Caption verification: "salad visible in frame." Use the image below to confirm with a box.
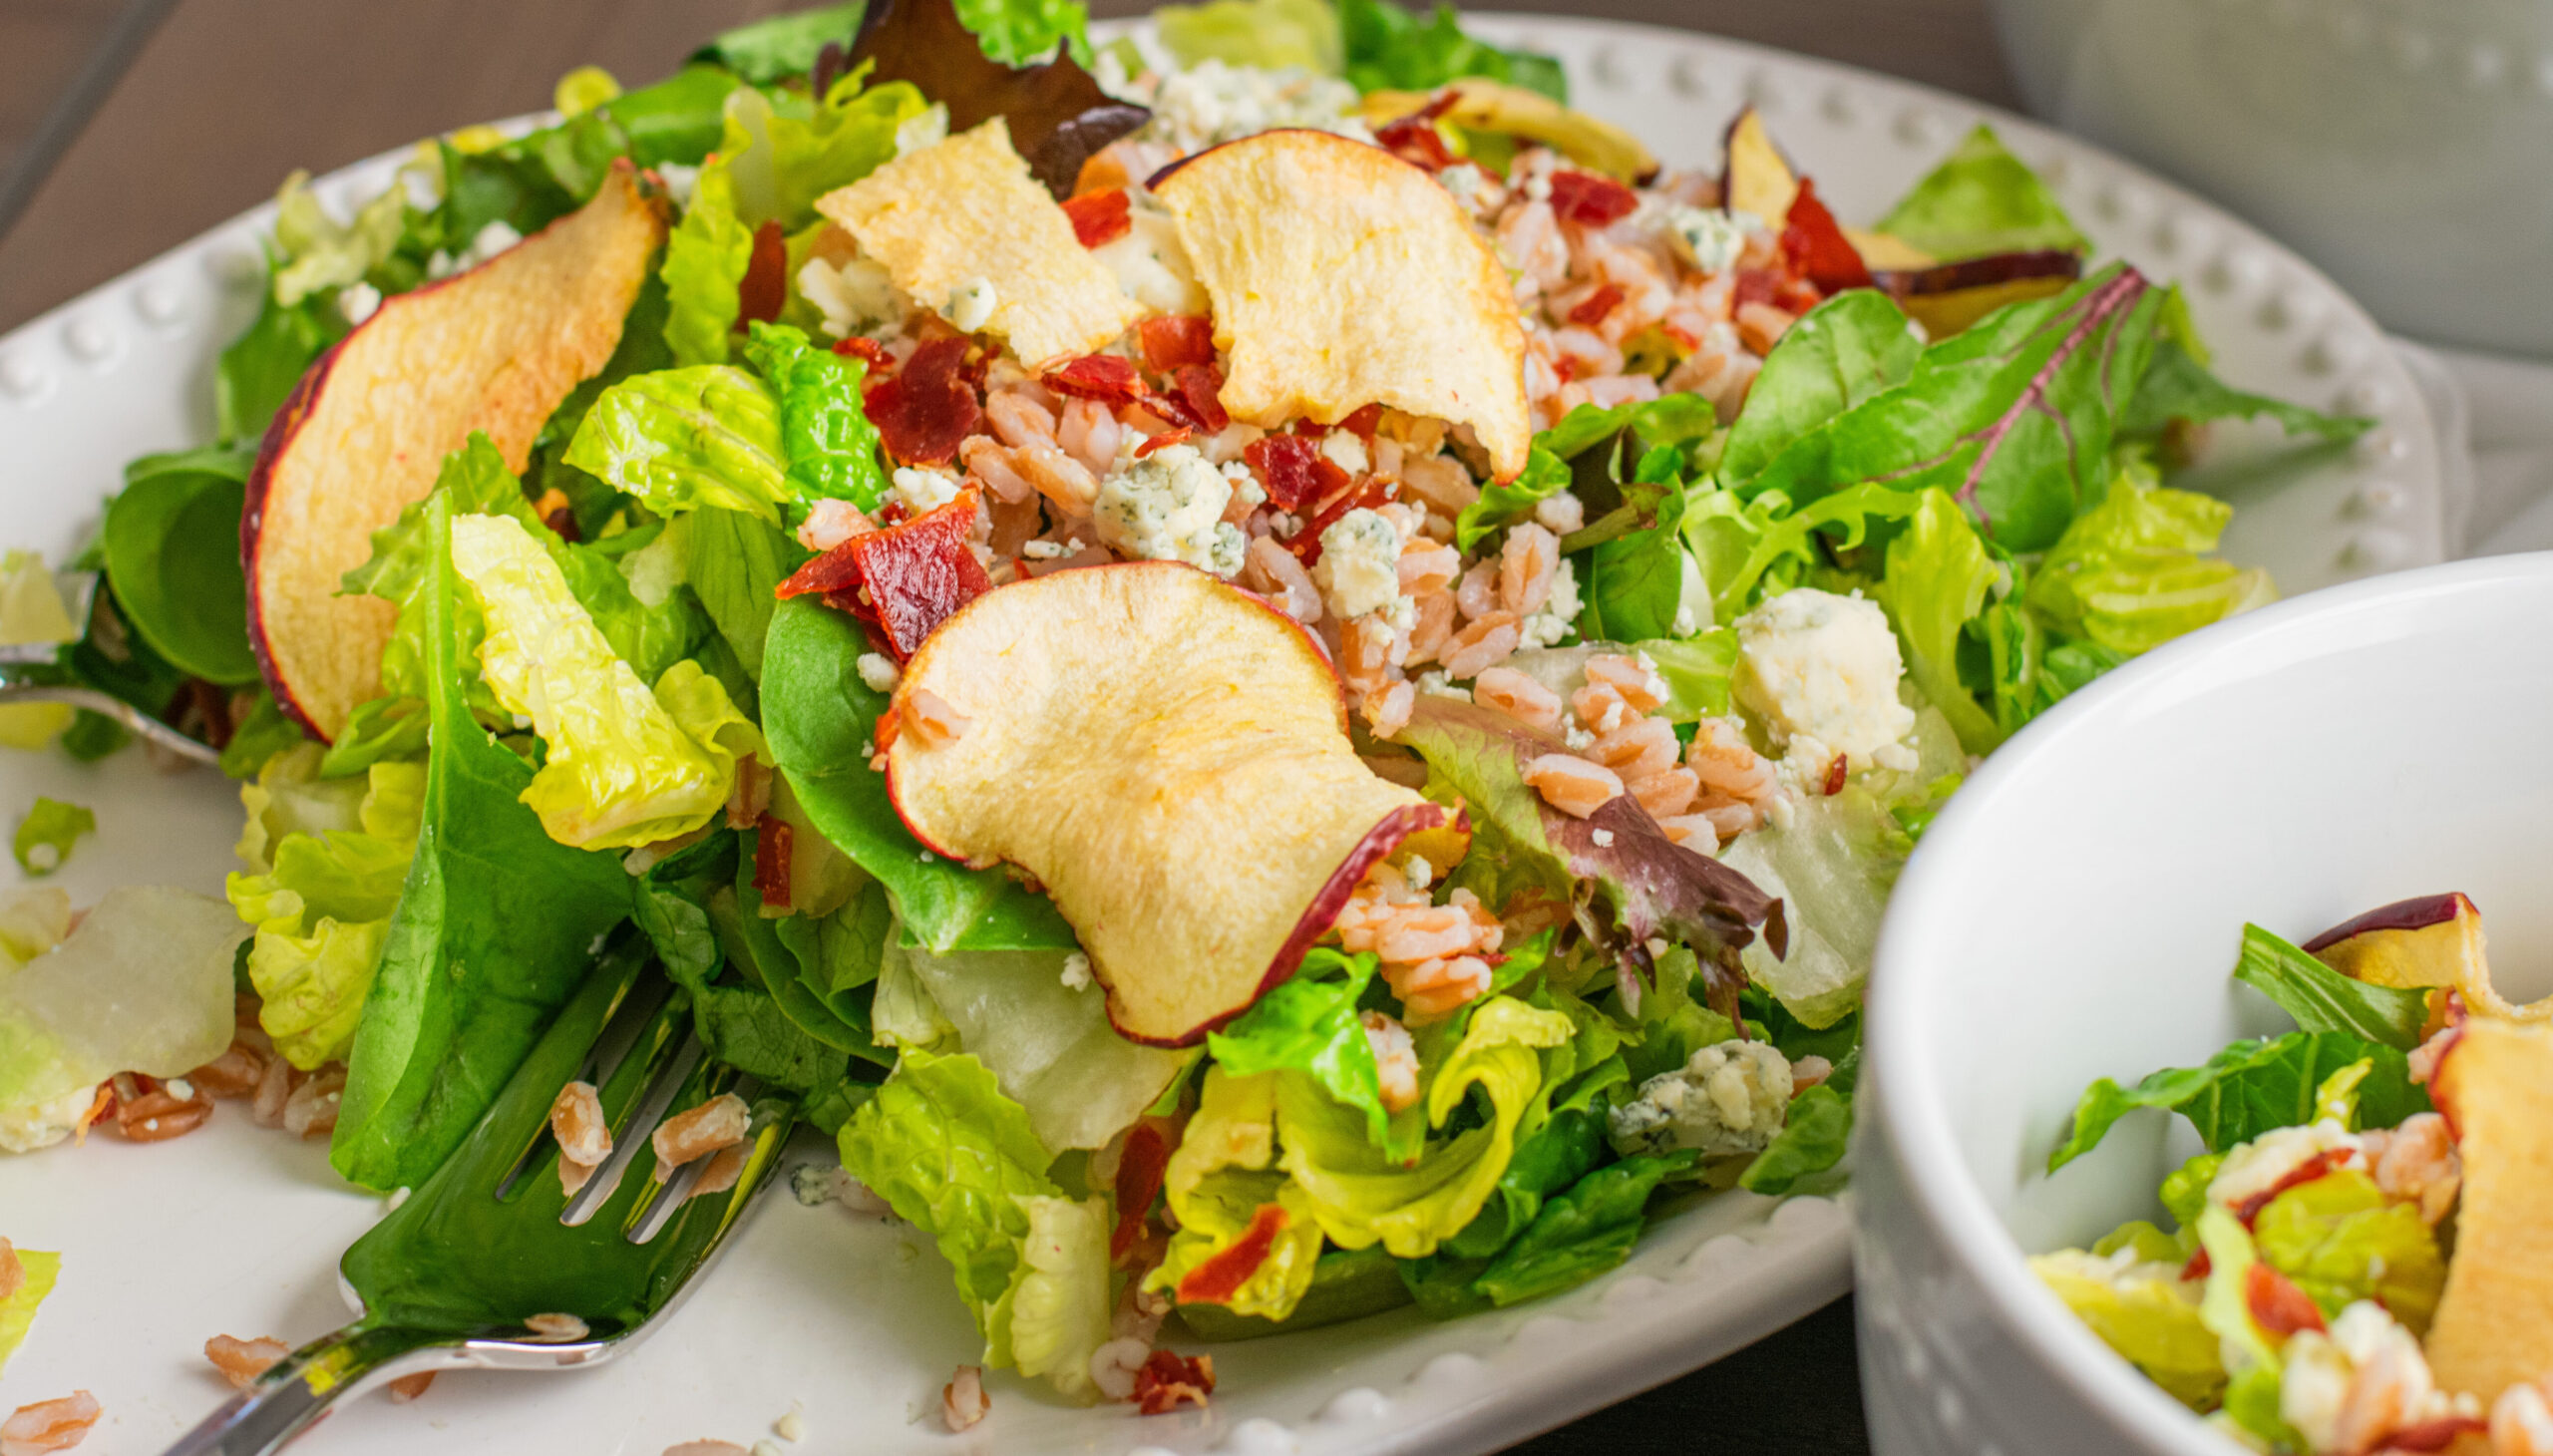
[0,0,2363,1436]
[2036,894,2553,1455]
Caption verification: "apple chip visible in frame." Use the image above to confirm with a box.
[2419,1017,2553,1402]
[815,119,1145,366]
[1151,130,1531,482]
[245,163,665,739]
[1723,107,1798,229]
[884,562,1468,1045]
[2306,893,2552,1024]
[1359,80,1657,183]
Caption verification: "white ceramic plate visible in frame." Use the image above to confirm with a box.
[0,16,2444,1456]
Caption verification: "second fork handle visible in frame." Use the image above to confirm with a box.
[156,1321,459,1456]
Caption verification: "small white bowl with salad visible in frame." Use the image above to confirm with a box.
[1857,549,2553,1456]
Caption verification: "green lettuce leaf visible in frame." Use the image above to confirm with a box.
[452,511,758,850]
[838,1049,1066,1350]
[662,159,758,368]
[2232,922,2431,1052]
[2047,1031,2430,1173]
[1471,1149,1695,1306]
[101,448,260,684]
[1276,996,1573,1259]
[741,322,890,511]
[2122,340,2371,443]
[1873,487,2003,753]
[1155,0,1343,71]
[1873,124,2090,260]
[761,597,1077,951]
[2253,1168,2446,1334]
[227,758,425,1068]
[565,366,790,521]
[985,1194,1113,1400]
[1739,1047,1858,1196]
[2022,462,2272,656]
[1718,290,1925,490]
[673,507,808,681]
[1339,0,1566,103]
[692,6,864,81]
[890,928,1187,1153]
[2032,1246,2221,1408]
[1737,264,2166,553]
[1209,946,1416,1161]
[11,798,92,878]
[1146,1069,1328,1319]
[2194,1209,2308,1449]
[956,0,1095,65]
[328,491,633,1192]
[215,270,344,445]
[0,1245,59,1374]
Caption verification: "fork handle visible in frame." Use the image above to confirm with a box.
[157,1323,459,1456]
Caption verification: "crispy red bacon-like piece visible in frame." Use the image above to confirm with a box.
[864,336,980,466]
[778,491,990,659]
[1550,169,1639,226]
[1062,187,1133,248]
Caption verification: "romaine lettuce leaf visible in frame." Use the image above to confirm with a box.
[985,1194,1113,1400]
[1873,124,2090,261]
[1209,946,1416,1160]
[838,1049,1063,1344]
[270,168,408,307]
[451,511,757,850]
[2023,463,2271,656]
[956,0,1095,66]
[1873,487,2003,753]
[692,5,864,81]
[2047,1031,2429,1173]
[1717,785,1908,1028]
[2253,1168,2446,1334]
[1276,997,1573,1259]
[2193,1209,2308,1449]
[1471,1149,1694,1306]
[1147,1069,1327,1320]
[1155,0,1342,71]
[1738,1048,1857,1196]
[563,366,795,523]
[741,322,890,511]
[2032,1246,2221,1408]
[662,159,758,368]
[227,758,425,1068]
[889,930,1186,1153]
[328,491,633,1192]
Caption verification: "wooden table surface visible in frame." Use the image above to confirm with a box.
[0,3,2015,1451]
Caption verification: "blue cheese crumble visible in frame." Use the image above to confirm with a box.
[1515,557,1582,650]
[941,277,998,334]
[892,467,962,516]
[1665,205,1749,275]
[1130,59,1369,154]
[1092,444,1245,576]
[1313,509,1403,621]
[1608,1039,1794,1158]
[1732,587,1916,761]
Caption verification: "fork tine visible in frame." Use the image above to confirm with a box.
[560,1031,704,1227]
[493,973,676,1203]
[626,1074,765,1246]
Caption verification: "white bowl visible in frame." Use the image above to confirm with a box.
[1851,551,2553,1455]
[1988,0,2553,358]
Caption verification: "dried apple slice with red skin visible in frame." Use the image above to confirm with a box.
[1721,107,1799,228]
[2417,1017,2553,1402]
[243,162,666,740]
[2306,892,2549,1024]
[1874,249,2083,338]
[883,561,1468,1045]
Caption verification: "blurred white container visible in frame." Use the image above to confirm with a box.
[1989,0,2553,357]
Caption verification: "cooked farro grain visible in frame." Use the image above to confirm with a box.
[652,1092,751,1174]
[204,1335,290,1389]
[548,1081,611,1167]
[1523,753,1623,818]
[943,1364,989,1432]
[1,1391,101,1454]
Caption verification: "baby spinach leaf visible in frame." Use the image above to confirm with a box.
[330,491,633,1192]
[760,596,1077,952]
[101,447,261,684]
[216,278,344,446]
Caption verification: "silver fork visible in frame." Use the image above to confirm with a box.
[158,937,795,1455]
[0,571,220,766]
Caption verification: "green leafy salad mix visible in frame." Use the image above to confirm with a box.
[0,0,2365,1415]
